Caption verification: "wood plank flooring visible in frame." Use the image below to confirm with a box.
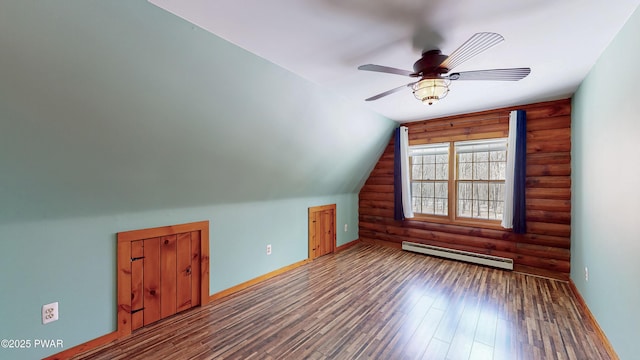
[74,244,611,360]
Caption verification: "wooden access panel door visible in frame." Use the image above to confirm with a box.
[128,233,201,331]
[118,221,209,337]
[308,204,336,260]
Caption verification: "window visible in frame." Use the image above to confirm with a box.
[455,139,507,220]
[409,138,507,222]
[409,144,449,216]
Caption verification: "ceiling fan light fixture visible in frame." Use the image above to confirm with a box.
[412,78,450,105]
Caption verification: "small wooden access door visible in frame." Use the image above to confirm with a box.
[308,204,336,260]
[117,221,209,337]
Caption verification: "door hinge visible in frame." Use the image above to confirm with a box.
[131,256,145,262]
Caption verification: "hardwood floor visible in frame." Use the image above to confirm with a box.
[74,244,610,360]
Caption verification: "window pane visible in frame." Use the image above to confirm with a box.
[473,200,488,218]
[412,182,421,196]
[474,162,489,180]
[436,163,448,180]
[422,182,435,197]
[490,162,506,180]
[458,182,472,200]
[436,154,448,164]
[458,199,471,217]
[412,197,421,213]
[459,153,473,163]
[490,151,506,161]
[488,200,504,220]
[489,183,504,201]
[459,162,473,180]
[425,154,436,164]
[412,164,422,180]
[474,151,489,162]
[473,182,489,201]
[435,199,448,215]
[423,164,435,180]
[435,182,448,198]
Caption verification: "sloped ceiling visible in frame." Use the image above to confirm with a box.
[149,0,640,122]
[0,0,396,223]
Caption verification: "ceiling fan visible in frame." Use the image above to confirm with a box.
[358,32,531,105]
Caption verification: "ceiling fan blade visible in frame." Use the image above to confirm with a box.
[440,32,504,71]
[448,68,531,81]
[365,82,416,101]
[358,64,415,77]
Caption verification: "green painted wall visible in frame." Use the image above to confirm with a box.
[0,195,361,359]
[0,1,395,359]
[571,5,640,359]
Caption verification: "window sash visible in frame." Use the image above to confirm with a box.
[456,180,505,220]
[411,180,449,216]
[409,143,450,216]
[454,138,507,221]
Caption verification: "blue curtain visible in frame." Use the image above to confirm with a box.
[513,110,527,233]
[393,127,404,220]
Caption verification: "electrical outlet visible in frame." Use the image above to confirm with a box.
[585,267,589,282]
[266,244,272,255]
[42,302,59,324]
[344,224,348,232]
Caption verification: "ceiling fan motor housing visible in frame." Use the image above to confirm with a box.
[413,50,449,77]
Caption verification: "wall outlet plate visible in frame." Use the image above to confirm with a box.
[585,267,589,282]
[266,244,272,255]
[42,302,59,324]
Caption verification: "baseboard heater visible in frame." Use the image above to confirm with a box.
[402,241,513,270]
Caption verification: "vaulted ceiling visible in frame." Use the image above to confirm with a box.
[0,0,395,222]
[149,0,640,122]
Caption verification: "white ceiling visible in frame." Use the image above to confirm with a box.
[148,0,640,122]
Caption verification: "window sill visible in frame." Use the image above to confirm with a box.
[406,214,507,231]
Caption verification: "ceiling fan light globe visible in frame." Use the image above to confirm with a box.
[412,78,449,105]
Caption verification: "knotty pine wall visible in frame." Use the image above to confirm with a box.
[359,99,572,280]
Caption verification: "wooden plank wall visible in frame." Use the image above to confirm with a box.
[358,99,572,280]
